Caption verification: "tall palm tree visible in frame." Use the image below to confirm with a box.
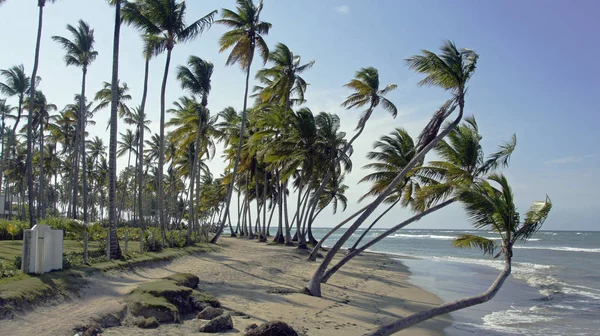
[52,20,98,224]
[212,0,271,243]
[308,66,397,260]
[107,0,123,259]
[306,41,478,297]
[366,175,551,335]
[24,0,58,228]
[175,56,214,244]
[121,0,216,243]
[0,65,31,203]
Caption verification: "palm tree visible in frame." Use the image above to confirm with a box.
[0,65,31,204]
[107,0,123,259]
[174,56,214,244]
[52,20,98,224]
[93,80,132,129]
[366,175,551,335]
[321,117,516,284]
[348,127,417,251]
[25,90,57,218]
[26,0,58,228]
[212,0,271,243]
[121,0,216,244]
[308,66,397,260]
[305,41,478,297]
[117,129,137,222]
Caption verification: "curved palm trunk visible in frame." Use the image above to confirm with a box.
[108,0,123,259]
[323,199,455,283]
[307,204,369,261]
[305,102,462,297]
[282,180,293,245]
[366,254,511,336]
[138,57,150,252]
[348,199,399,252]
[211,49,254,244]
[157,48,173,246]
[25,3,46,228]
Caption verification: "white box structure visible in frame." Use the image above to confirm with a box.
[21,224,63,274]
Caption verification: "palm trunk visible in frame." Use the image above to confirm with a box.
[138,56,149,252]
[282,180,292,245]
[118,150,131,222]
[307,204,369,261]
[39,119,45,218]
[157,47,172,246]
[254,165,263,241]
[262,169,267,239]
[305,101,462,297]
[107,0,123,259]
[212,48,254,244]
[366,253,512,336]
[348,199,399,251]
[25,3,46,228]
[81,68,89,229]
[273,170,285,243]
[323,199,455,283]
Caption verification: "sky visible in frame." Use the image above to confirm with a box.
[0,0,598,231]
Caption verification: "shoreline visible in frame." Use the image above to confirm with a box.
[0,237,452,335]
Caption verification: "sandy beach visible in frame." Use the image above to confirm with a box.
[0,237,451,336]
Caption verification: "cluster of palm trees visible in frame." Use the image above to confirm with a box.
[1,0,554,332]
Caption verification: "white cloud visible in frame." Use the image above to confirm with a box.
[334,5,350,15]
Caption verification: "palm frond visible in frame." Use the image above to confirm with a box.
[453,234,498,256]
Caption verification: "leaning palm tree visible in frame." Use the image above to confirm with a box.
[366,174,551,335]
[26,0,59,228]
[320,117,516,283]
[175,56,214,244]
[212,0,271,243]
[307,66,397,260]
[52,20,98,224]
[305,41,478,297]
[121,0,216,244]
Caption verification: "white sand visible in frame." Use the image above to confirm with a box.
[0,237,451,335]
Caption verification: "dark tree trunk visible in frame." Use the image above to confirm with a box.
[108,0,123,259]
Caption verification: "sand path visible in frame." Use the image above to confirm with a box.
[0,237,450,335]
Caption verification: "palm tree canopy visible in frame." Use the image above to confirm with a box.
[0,64,33,99]
[177,56,214,101]
[52,20,98,70]
[341,66,397,130]
[406,40,478,96]
[93,80,131,116]
[216,0,272,70]
[359,127,417,205]
[253,43,314,108]
[455,174,552,256]
[121,0,217,53]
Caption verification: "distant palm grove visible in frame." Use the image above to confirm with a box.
[0,1,552,333]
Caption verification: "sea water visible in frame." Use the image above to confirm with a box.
[311,228,600,335]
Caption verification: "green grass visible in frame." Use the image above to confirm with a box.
[0,239,101,263]
[0,242,218,319]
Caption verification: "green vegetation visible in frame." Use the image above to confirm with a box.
[0,243,216,318]
[123,273,219,327]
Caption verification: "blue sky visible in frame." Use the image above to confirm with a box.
[0,0,598,230]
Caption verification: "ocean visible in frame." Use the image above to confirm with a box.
[311,228,600,335]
